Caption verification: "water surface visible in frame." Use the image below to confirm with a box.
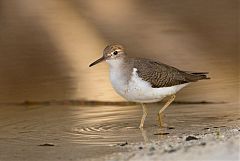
[0,102,239,161]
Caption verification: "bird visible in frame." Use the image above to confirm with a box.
[89,44,210,128]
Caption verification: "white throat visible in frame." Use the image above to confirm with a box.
[106,58,129,98]
[106,58,125,68]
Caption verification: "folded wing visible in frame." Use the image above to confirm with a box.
[133,58,209,88]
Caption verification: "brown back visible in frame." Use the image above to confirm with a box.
[131,58,209,88]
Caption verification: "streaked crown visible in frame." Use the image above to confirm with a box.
[103,44,126,60]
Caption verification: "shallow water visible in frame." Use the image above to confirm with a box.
[0,102,239,160]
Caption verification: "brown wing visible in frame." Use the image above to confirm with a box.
[133,58,209,88]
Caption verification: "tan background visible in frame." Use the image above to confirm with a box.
[0,0,238,102]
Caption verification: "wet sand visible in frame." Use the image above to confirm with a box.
[100,126,240,161]
[0,102,239,161]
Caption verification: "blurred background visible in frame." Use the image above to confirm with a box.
[0,0,239,103]
[0,1,239,160]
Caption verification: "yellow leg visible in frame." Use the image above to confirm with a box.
[139,103,147,129]
[158,95,176,127]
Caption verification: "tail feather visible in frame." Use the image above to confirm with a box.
[184,71,209,75]
[183,71,210,82]
[190,72,209,75]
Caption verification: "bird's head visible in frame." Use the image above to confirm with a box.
[89,44,127,67]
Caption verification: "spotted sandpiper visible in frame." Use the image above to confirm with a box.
[89,44,209,128]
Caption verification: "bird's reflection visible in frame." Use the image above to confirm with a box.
[140,128,149,143]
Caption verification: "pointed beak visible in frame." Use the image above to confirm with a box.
[89,56,105,67]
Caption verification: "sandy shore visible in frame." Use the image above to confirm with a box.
[96,125,240,161]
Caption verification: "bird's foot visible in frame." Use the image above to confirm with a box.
[157,114,168,128]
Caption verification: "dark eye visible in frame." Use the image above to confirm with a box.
[113,51,118,55]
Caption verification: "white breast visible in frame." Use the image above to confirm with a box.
[109,65,189,103]
[109,69,128,98]
[108,59,129,98]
